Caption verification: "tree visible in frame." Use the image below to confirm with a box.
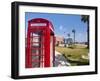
[72,29,76,44]
[67,33,71,47]
[81,15,89,49]
[67,33,70,38]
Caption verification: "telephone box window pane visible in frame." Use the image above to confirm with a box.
[32,55,39,60]
[32,62,40,67]
[32,49,39,54]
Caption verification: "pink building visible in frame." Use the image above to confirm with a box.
[55,35,64,46]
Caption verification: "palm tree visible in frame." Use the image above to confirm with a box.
[67,33,70,47]
[63,32,66,47]
[67,33,70,38]
[81,15,89,49]
[72,29,76,44]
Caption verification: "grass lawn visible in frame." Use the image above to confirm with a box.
[55,44,89,66]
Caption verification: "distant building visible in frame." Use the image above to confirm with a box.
[55,36,64,46]
[66,38,73,45]
[63,38,73,47]
[55,35,74,47]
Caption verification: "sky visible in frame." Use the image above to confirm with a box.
[25,12,88,42]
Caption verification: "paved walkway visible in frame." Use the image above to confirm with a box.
[54,51,71,67]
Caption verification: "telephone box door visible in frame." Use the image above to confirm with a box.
[30,31,45,67]
[26,28,51,68]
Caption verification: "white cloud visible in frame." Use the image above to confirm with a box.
[59,25,63,30]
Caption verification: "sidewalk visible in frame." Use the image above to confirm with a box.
[54,51,71,67]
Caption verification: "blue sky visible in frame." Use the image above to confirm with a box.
[25,12,87,42]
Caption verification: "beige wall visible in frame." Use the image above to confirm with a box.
[55,36,64,45]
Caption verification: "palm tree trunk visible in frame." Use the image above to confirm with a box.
[87,20,89,49]
[74,33,75,44]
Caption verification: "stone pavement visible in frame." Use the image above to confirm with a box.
[54,51,71,67]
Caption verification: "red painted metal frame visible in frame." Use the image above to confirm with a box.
[26,18,55,68]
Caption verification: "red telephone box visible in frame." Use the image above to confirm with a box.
[26,18,55,68]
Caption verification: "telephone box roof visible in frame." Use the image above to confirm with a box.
[28,18,54,31]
